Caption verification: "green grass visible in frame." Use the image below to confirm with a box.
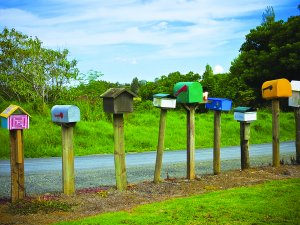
[0,104,296,158]
[54,178,300,225]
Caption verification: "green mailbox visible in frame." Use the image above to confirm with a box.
[173,82,203,103]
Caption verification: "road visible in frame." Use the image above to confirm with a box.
[0,141,296,197]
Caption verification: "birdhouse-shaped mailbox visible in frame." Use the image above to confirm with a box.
[100,88,137,114]
[205,98,232,111]
[153,94,176,109]
[262,78,292,100]
[234,107,257,122]
[173,82,203,103]
[288,80,300,107]
[0,105,30,130]
[51,105,80,124]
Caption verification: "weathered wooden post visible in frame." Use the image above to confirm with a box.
[205,98,232,174]
[234,107,257,170]
[288,80,300,163]
[51,105,80,195]
[262,78,292,167]
[0,105,30,202]
[173,82,203,180]
[153,94,176,183]
[101,88,137,191]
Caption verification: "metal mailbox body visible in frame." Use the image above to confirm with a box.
[205,97,232,111]
[288,80,300,107]
[173,82,203,103]
[262,78,292,100]
[51,105,80,123]
[234,107,257,122]
[100,88,137,114]
[153,94,176,109]
[0,105,30,130]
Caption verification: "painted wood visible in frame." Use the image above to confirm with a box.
[213,110,221,175]
[295,108,300,164]
[240,122,250,170]
[113,114,127,191]
[154,108,167,183]
[62,125,75,195]
[272,99,280,167]
[9,130,25,202]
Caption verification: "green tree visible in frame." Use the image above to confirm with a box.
[0,28,79,103]
[130,77,140,94]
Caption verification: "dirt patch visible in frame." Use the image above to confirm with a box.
[0,165,299,225]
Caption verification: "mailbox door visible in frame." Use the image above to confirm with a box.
[9,115,29,130]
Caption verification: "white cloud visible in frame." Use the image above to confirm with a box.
[213,65,225,74]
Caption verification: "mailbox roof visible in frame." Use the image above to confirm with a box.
[100,88,137,99]
[234,106,257,112]
[153,93,175,99]
[0,104,31,118]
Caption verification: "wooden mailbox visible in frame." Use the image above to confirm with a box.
[51,105,80,124]
[205,98,232,111]
[0,105,30,130]
[234,107,257,122]
[173,82,203,103]
[153,94,176,109]
[288,80,300,107]
[262,78,292,100]
[100,88,137,114]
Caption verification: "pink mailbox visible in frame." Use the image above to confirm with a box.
[0,105,30,130]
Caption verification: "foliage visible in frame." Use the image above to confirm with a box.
[0,28,79,104]
[130,77,140,94]
[55,179,300,225]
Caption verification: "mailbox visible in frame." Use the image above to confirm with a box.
[100,88,137,114]
[234,107,257,122]
[153,94,176,109]
[0,105,30,130]
[262,78,292,100]
[288,80,300,107]
[205,98,232,111]
[51,105,80,124]
[173,82,203,103]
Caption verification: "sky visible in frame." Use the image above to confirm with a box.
[0,0,299,83]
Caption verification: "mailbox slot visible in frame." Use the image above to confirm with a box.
[0,105,30,130]
[262,78,292,100]
[173,82,203,103]
[51,105,80,123]
[234,107,257,122]
[288,80,300,107]
[205,97,232,111]
[153,94,176,108]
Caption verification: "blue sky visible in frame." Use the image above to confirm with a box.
[0,0,299,83]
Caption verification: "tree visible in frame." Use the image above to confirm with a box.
[130,77,140,94]
[0,28,79,103]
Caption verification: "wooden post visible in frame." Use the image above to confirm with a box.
[186,105,196,180]
[240,122,250,170]
[113,114,127,191]
[9,130,25,202]
[154,108,167,183]
[295,108,300,164]
[272,99,280,167]
[213,110,221,175]
[62,125,75,195]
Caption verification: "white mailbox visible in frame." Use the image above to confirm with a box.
[288,80,300,107]
[51,105,80,124]
[153,94,176,109]
[234,107,257,122]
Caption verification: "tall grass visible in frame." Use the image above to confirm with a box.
[0,102,296,158]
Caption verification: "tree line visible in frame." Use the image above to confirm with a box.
[0,6,299,111]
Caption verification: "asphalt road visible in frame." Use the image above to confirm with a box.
[0,141,296,197]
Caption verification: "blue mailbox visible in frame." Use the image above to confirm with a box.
[205,98,232,111]
[51,105,80,124]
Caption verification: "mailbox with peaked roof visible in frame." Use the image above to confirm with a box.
[173,82,203,103]
[288,80,300,107]
[100,88,137,114]
[234,106,257,122]
[51,105,80,124]
[153,94,176,109]
[262,78,292,100]
[0,105,30,130]
[205,97,232,111]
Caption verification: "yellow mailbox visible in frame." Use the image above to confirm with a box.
[262,78,292,100]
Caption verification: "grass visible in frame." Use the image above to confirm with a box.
[0,103,296,158]
[55,178,300,225]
